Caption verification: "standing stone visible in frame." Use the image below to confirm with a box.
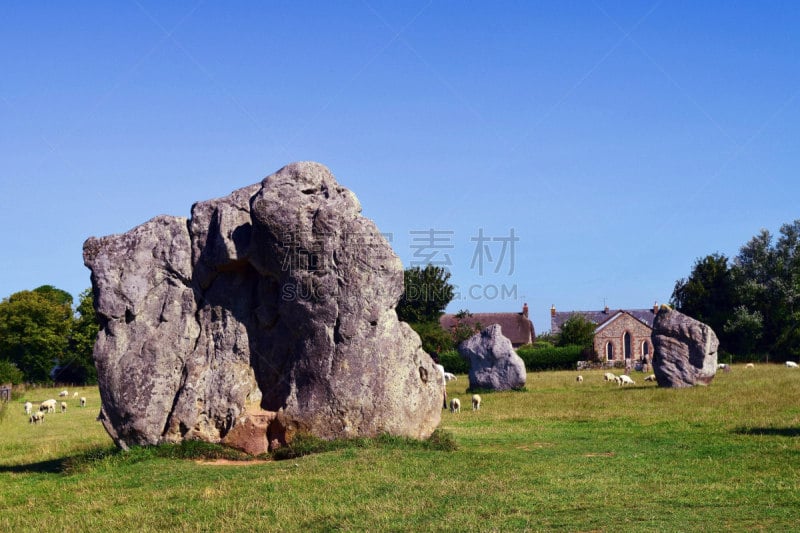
[84,162,441,451]
[459,324,527,391]
[652,306,719,388]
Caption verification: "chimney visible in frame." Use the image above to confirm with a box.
[603,305,609,314]
[522,303,529,317]
[653,301,659,314]
[550,304,556,317]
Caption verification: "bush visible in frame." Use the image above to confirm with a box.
[438,349,469,374]
[408,321,456,355]
[516,344,584,371]
[0,360,24,385]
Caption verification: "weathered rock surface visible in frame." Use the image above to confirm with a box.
[651,306,718,387]
[84,162,441,451]
[459,324,527,391]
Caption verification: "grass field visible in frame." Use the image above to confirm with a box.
[1,365,799,532]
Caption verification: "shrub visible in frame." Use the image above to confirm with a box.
[516,344,584,371]
[0,360,24,385]
[438,349,469,374]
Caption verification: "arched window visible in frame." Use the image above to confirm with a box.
[606,341,614,361]
[623,332,632,360]
[641,341,650,357]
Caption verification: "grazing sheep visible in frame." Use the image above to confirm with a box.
[576,375,584,383]
[618,375,635,386]
[58,390,68,397]
[60,401,67,413]
[435,364,448,409]
[603,372,616,382]
[613,375,622,385]
[24,401,33,415]
[29,411,45,424]
[443,372,457,382]
[450,398,461,413]
[644,374,657,382]
[80,397,86,407]
[72,392,79,398]
[745,363,755,369]
[472,394,481,411]
[785,361,798,368]
[40,399,57,413]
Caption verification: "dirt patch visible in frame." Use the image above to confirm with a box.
[515,442,554,451]
[583,452,615,457]
[194,458,272,466]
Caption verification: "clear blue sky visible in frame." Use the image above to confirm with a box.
[2,1,799,334]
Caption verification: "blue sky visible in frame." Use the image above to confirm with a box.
[1,1,799,334]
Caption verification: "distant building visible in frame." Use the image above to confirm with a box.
[439,303,536,348]
[550,303,659,364]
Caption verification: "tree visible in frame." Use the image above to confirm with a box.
[723,306,763,358]
[556,315,596,359]
[55,289,99,384]
[671,253,736,337]
[671,219,800,360]
[450,310,483,346]
[0,359,24,384]
[0,288,73,382]
[396,265,455,324]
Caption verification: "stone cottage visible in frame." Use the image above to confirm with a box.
[550,304,659,365]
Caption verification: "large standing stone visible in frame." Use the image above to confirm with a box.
[652,306,719,388]
[459,324,527,391]
[84,162,441,451]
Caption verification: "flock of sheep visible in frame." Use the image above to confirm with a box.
[25,389,86,424]
[572,361,800,387]
[448,394,481,414]
[21,361,800,425]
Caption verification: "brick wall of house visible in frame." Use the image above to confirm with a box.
[593,313,653,364]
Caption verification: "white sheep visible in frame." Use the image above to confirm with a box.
[603,372,616,382]
[80,397,86,407]
[443,372,457,382]
[29,411,45,424]
[60,401,67,413]
[58,390,68,397]
[785,361,798,368]
[472,394,481,411]
[644,374,657,382]
[24,401,33,415]
[745,363,755,368]
[576,375,584,383]
[435,364,448,409]
[449,398,461,413]
[618,375,635,386]
[72,392,79,398]
[40,399,57,413]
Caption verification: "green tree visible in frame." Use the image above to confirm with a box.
[450,310,483,346]
[671,220,800,360]
[396,265,455,324]
[556,315,596,359]
[0,288,73,382]
[671,253,736,338]
[0,359,24,384]
[396,265,456,357]
[55,289,99,384]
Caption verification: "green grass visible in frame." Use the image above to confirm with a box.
[2,366,799,531]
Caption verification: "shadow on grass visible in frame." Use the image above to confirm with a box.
[0,457,70,474]
[734,426,800,437]
[0,446,119,475]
